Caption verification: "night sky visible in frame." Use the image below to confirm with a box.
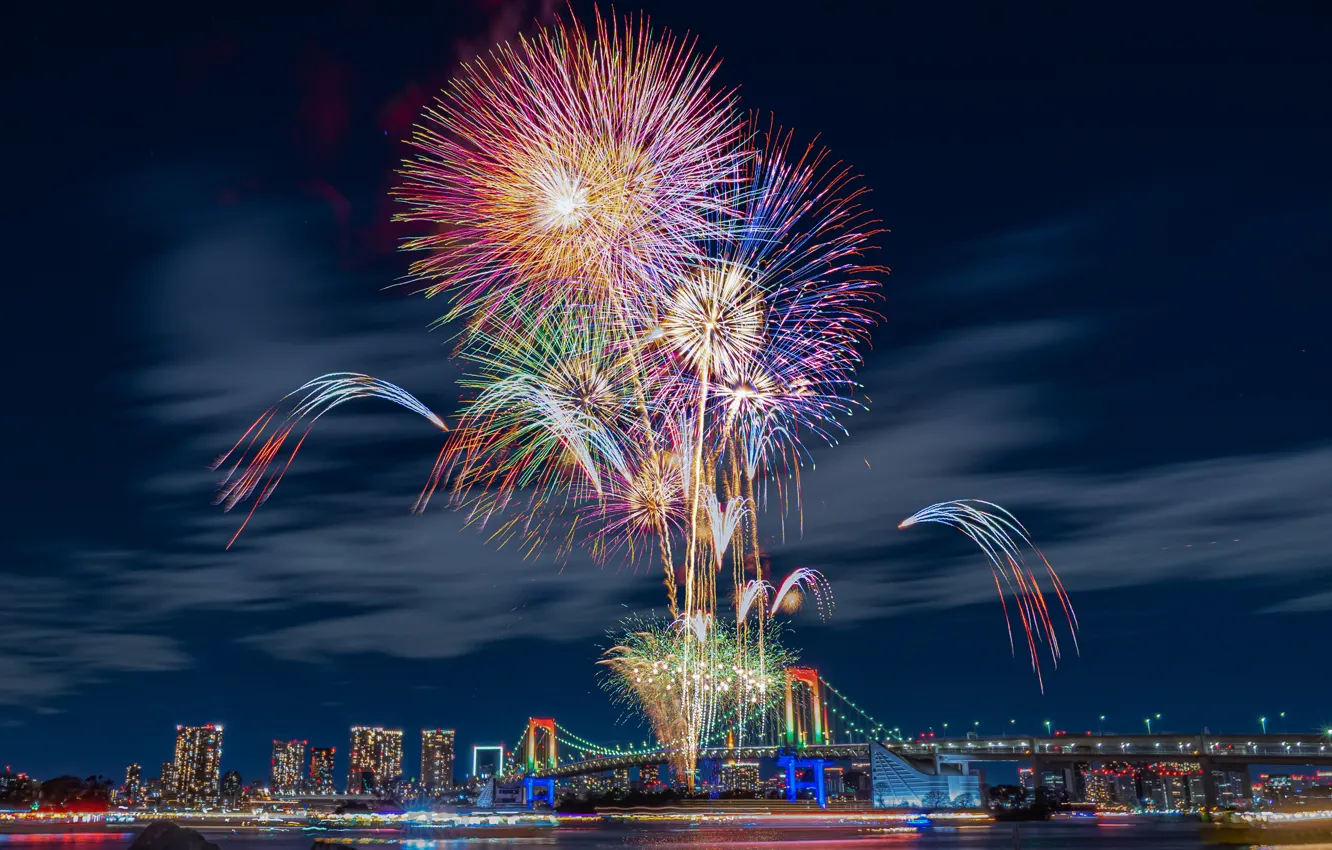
[7,2,1332,786]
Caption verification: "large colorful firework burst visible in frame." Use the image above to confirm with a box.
[212,8,1076,785]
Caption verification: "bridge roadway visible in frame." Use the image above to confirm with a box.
[533,733,1332,778]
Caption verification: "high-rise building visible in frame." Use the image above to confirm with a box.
[611,767,632,793]
[348,727,403,793]
[1018,767,1035,792]
[220,770,243,808]
[310,748,336,794]
[124,764,142,804]
[160,761,175,796]
[270,740,308,794]
[421,730,455,795]
[1211,770,1250,808]
[172,725,224,804]
[1188,773,1207,808]
[718,761,760,795]
[824,766,846,797]
[1084,769,1112,804]
[640,764,663,790]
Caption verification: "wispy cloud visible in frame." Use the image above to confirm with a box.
[8,175,1330,707]
[0,574,189,705]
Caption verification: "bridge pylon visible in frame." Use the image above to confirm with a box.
[784,667,826,748]
[525,717,557,773]
[523,718,558,810]
[776,752,828,807]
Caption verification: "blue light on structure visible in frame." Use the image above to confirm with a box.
[523,776,556,810]
[777,752,827,807]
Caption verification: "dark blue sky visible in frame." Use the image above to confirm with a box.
[6,1,1332,786]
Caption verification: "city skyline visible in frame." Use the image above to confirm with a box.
[11,715,1326,798]
[5,0,1332,791]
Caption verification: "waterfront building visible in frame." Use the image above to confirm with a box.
[1083,770,1111,805]
[171,724,223,803]
[1188,773,1207,808]
[421,729,455,795]
[124,763,142,804]
[1110,773,1139,807]
[0,771,39,805]
[1040,766,1078,802]
[1209,770,1250,808]
[824,766,846,798]
[1142,771,1190,810]
[718,761,761,795]
[160,761,174,797]
[611,767,631,793]
[640,763,663,790]
[270,739,307,794]
[348,726,403,793]
[870,744,981,809]
[309,747,336,794]
[220,770,242,807]
[1018,767,1035,793]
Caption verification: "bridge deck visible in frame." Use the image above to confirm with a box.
[534,734,1332,778]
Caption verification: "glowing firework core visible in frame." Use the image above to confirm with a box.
[535,166,590,231]
[663,264,765,379]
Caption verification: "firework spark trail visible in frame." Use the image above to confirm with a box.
[704,491,747,568]
[898,499,1079,690]
[769,568,834,620]
[212,374,447,545]
[736,579,771,622]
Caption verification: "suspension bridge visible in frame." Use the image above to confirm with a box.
[488,666,1331,809]
[504,667,906,807]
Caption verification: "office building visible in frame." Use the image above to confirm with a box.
[718,761,761,795]
[160,761,175,796]
[612,767,631,793]
[1188,773,1207,808]
[1084,770,1111,804]
[220,770,243,807]
[348,726,403,793]
[824,766,846,798]
[270,739,307,794]
[1040,766,1078,801]
[1018,767,1035,792]
[124,764,142,804]
[421,729,456,795]
[640,764,663,790]
[172,724,224,803]
[310,747,336,794]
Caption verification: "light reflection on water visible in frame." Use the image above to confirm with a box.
[0,821,1302,849]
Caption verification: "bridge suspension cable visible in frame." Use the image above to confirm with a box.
[554,722,662,759]
[820,676,903,742]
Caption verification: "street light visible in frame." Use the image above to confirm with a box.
[1145,714,1159,735]
[1260,716,1267,734]
[1044,720,1052,735]
[1099,715,1106,736]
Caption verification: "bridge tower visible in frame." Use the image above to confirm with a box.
[784,667,826,748]
[523,717,557,809]
[781,667,828,807]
